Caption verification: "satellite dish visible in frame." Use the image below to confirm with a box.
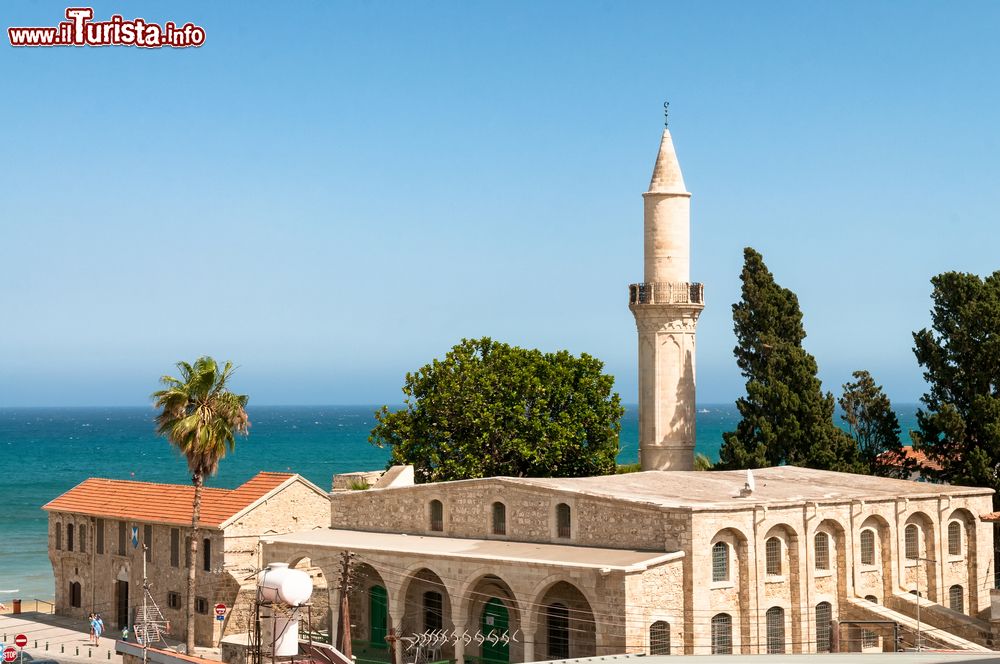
[746,469,755,492]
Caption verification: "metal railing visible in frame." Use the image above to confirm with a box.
[629,282,704,305]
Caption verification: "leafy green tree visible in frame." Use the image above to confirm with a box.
[719,248,860,472]
[912,270,1000,499]
[839,370,909,477]
[370,337,623,482]
[152,357,249,652]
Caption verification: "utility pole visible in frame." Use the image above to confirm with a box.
[335,551,355,659]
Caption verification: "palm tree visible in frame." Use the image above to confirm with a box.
[152,356,249,652]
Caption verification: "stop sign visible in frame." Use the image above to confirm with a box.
[3,647,18,663]
[13,636,26,648]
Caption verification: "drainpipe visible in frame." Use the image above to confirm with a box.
[803,503,815,654]
[753,506,765,654]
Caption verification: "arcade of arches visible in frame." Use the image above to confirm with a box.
[264,466,995,658]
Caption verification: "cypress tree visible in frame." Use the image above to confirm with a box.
[719,248,860,471]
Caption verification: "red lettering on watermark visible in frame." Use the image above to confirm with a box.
[8,8,205,48]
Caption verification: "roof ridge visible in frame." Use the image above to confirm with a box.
[75,476,235,492]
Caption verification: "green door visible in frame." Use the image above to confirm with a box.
[480,598,509,664]
[369,585,388,647]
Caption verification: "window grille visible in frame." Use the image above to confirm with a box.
[948,521,962,556]
[195,597,208,614]
[556,503,571,539]
[430,500,443,532]
[168,592,181,610]
[96,518,104,555]
[814,532,830,570]
[765,537,782,576]
[816,602,832,652]
[860,529,875,565]
[766,607,785,654]
[649,621,670,655]
[862,597,878,648]
[712,542,729,582]
[905,524,919,559]
[67,523,75,552]
[546,603,570,660]
[949,585,964,613]
[492,502,506,536]
[711,613,732,655]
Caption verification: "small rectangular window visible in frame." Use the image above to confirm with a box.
[96,518,105,555]
[492,502,506,536]
[195,596,209,614]
[203,537,212,572]
[55,522,62,551]
[144,524,153,562]
[79,524,87,553]
[118,521,127,556]
[170,528,180,568]
[168,592,182,610]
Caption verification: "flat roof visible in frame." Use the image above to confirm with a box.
[264,529,681,572]
[500,466,992,510]
[534,653,1000,664]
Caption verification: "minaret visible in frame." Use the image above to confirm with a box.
[628,112,704,471]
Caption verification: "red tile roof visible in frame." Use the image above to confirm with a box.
[43,471,296,528]
[878,445,944,472]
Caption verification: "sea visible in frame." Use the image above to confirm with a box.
[0,403,920,603]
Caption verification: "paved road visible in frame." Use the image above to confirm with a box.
[0,612,121,664]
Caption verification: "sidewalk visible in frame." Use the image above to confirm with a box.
[0,611,121,664]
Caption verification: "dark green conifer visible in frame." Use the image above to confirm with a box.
[719,248,860,472]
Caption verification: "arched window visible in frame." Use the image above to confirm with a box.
[492,502,506,536]
[712,541,729,582]
[202,537,212,571]
[765,537,782,576]
[429,500,443,532]
[649,621,670,655]
[556,503,571,539]
[860,529,875,565]
[55,522,62,551]
[79,524,87,553]
[862,597,878,648]
[905,524,919,559]
[814,532,830,570]
[766,606,785,654]
[423,591,443,631]
[546,603,570,660]
[67,523,75,552]
[369,585,388,646]
[69,581,82,608]
[816,602,832,653]
[711,613,732,655]
[948,521,962,556]
[949,585,964,613]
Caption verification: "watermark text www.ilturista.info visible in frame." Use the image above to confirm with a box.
[8,8,205,48]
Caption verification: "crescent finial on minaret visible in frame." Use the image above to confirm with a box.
[663,100,669,128]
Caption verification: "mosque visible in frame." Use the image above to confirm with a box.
[260,123,997,658]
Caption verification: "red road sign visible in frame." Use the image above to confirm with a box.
[3,647,18,663]
[13,636,26,648]
[214,603,226,617]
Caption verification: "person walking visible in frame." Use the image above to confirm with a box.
[94,613,105,645]
[88,613,97,646]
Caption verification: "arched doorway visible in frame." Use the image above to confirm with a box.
[347,563,391,664]
[533,581,596,660]
[481,598,510,664]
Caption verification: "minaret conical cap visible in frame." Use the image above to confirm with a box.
[647,128,688,194]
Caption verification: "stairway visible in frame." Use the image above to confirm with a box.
[842,596,991,652]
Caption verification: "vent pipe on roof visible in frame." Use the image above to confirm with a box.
[739,469,755,497]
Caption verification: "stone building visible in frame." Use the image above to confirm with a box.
[259,122,997,660]
[44,471,329,646]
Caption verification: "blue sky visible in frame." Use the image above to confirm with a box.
[2,1,999,407]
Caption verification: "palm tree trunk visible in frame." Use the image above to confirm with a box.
[187,471,203,653]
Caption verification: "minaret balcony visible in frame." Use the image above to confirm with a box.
[629,282,704,305]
